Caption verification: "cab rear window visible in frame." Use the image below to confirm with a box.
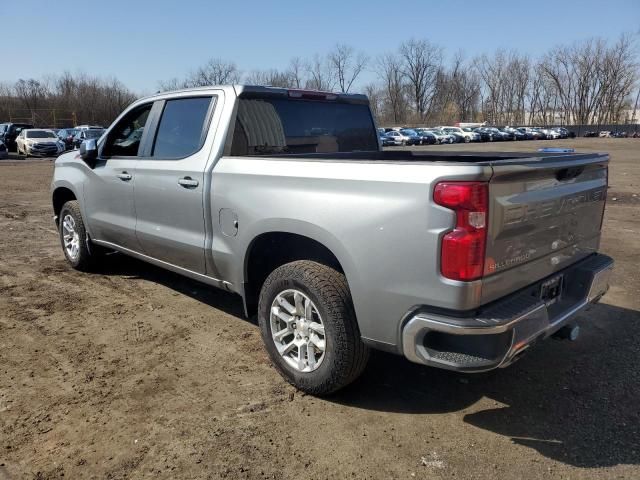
[229,98,378,156]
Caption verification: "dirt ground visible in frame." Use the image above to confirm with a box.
[0,138,639,479]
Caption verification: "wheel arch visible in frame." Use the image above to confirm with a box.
[52,185,78,226]
[240,226,357,319]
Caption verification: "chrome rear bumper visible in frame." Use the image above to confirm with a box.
[401,254,614,372]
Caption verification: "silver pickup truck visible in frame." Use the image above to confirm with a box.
[52,85,613,394]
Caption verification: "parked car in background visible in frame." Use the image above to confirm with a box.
[382,130,406,146]
[0,122,34,151]
[501,127,526,140]
[0,140,8,160]
[57,128,80,150]
[413,128,438,145]
[473,127,496,142]
[552,127,568,139]
[72,128,105,149]
[16,129,65,157]
[584,131,598,137]
[76,124,105,132]
[599,131,612,138]
[460,127,481,141]
[479,127,508,141]
[380,135,397,147]
[515,128,535,140]
[441,126,477,143]
[440,129,465,143]
[379,131,399,147]
[398,129,423,146]
[540,128,560,140]
[428,128,455,144]
[611,131,628,138]
[517,127,542,140]
[491,127,514,141]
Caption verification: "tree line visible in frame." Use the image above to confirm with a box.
[1,34,637,128]
[0,73,137,127]
[159,34,638,127]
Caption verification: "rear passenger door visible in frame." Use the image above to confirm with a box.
[134,95,217,274]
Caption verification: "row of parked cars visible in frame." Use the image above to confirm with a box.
[584,130,637,138]
[0,122,105,159]
[378,125,581,146]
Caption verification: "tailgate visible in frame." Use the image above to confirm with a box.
[481,153,608,303]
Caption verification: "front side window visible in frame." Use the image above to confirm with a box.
[102,104,152,157]
[152,97,212,158]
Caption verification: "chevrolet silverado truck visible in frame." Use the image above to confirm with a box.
[51,85,614,395]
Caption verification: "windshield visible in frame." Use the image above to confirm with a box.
[230,97,378,155]
[26,130,56,139]
[400,129,417,136]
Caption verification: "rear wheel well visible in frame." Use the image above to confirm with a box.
[52,187,77,225]
[243,232,345,317]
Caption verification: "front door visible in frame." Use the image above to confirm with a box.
[133,95,217,274]
[83,103,153,251]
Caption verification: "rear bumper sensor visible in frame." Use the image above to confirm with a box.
[401,253,614,372]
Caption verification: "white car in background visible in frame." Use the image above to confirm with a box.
[384,130,411,145]
[441,126,479,142]
[16,129,65,157]
[541,128,561,140]
[427,128,455,144]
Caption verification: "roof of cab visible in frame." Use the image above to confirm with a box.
[138,84,369,104]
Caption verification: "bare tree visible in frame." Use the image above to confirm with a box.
[244,69,294,87]
[399,39,442,121]
[305,54,335,91]
[14,79,49,112]
[288,57,305,88]
[364,83,383,120]
[327,44,368,93]
[157,77,186,92]
[377,53,407,124]
[188,58,241,87]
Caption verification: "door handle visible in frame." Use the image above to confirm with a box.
[116,172,132,181]
[178,177,199,188]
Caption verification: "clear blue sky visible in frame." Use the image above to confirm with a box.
[6,0,639,94]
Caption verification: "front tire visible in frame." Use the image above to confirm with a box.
[59,200,101,271]
[258,260,369,395]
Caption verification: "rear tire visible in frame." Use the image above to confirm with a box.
[258,260,369,395]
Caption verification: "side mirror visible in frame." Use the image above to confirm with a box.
[80,139,98,168]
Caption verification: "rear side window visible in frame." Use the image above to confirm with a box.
[230,97,378,156]
[152,97,212,158]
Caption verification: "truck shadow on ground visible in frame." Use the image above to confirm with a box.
[96,252,248,320]
[93,254,638,469]
[334,303,639,469]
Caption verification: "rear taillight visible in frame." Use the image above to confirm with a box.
[434,181,488,281]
